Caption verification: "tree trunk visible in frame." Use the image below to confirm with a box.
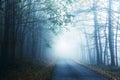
[93,0,100,65]
[115,20,119,67]
[108,0,115,66]
[98,27,103,64]
[103,25,108,65]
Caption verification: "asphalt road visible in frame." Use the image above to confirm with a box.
[52,59,109,80]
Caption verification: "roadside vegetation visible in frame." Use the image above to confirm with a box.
[0,60,55,80]
[86,65,120,80]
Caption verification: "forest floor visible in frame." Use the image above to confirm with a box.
[85,65,120,80]
[0,59,55,80]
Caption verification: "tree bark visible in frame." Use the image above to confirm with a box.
[108,0,115,66]
[93,0,100,65]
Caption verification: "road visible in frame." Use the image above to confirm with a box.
[52,59,109,80]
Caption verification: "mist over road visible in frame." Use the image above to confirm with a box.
[52,59,109,80]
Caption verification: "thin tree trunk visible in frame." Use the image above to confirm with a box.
[108,0,115,66]
[103,24,108,65]
[115,20,119,67]
[98,27,103,64]
[93,0,100,65]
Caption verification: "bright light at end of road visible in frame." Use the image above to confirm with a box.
[55,38,73,58]
[53,28,86,59]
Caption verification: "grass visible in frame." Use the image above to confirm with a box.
[85,65,120,80]
[0,59,55,80]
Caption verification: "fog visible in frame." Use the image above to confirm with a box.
[52,28,84,60]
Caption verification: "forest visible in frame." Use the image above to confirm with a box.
[0,0,120,80]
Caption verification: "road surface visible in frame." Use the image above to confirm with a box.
[52,59,109,80]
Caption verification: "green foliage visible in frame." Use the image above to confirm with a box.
[14,0,21,3]
[45,43,51,48]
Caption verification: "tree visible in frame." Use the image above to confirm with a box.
[92,0,101,65]
[108,0,115,66]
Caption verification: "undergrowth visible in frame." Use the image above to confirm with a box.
[0,59,55,80]
[86,65,120,80]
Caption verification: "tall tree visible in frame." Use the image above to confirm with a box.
[108,0,115,66]
[92,0,100,65]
